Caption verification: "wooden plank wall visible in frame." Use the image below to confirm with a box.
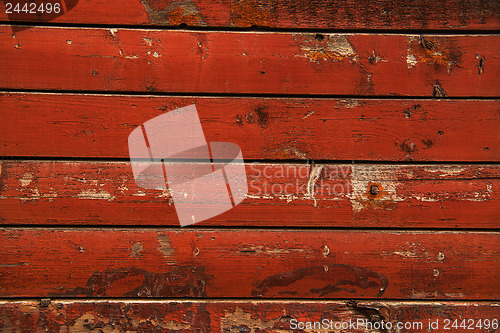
[0,0,499,331]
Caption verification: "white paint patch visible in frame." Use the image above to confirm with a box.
[298,34,356,63]
[278,193,301,203]
[336,99,361,108]
[118,184,128,194]
[406,54,417,68]
[245,194,274,200]
[413,195,440,202]
[45,190,58,202]
[19,173,33,187]
[237,245,311,255]
[392,250,418,258]
[77,190,115,201]
[307,164,324,208]
[220,307,279,333]
[302,110,315,119]
[21,188,40,201]
[424,166,467,177]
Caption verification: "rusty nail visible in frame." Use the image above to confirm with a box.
[370,185,380,195]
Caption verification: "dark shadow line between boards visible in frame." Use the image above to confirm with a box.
[0,296,498,302]
[2,21,500,35]
[1,156,499,166]
[1,88,499,100]
[1,225,499,232]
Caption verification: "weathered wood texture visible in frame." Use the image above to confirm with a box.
[1,161,498,228]
[1,93,499,161]
[0,229,498,299]
[0,300,499,332]
[1,0,499,30]
[1,28,499,96]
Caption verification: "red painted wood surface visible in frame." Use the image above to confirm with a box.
[1,0,499,30]
[0,300,499,332]
[0,229,498,299]
[1,27,499,96]
[0,0,499,330]
[1,161,498,228]
[1,93,499,161]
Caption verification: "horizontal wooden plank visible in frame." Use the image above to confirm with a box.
[0,229,498,299]
[0,161,498,228]
[1,0,499,31]
[1,28,499,96]
[1,93,499,161]
[0,300,499,332]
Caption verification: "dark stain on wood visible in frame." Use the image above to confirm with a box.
[51,266,211,297]
[252,265,388,298]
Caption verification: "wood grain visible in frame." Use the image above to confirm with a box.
[1,28,499,96]
[0,161,498,228]
[1,93,499,161]
[0,0,499,30]
[0,228,498,299]
[0,300,499,332]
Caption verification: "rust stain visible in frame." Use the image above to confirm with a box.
[251,265,388,298]
[349,166,403,212]
[268,146,307,160]
[356,182,398,210]
[407,36,463,73]
[229,0,273,27]
[296,34,357,63]
[167,6,205,26]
